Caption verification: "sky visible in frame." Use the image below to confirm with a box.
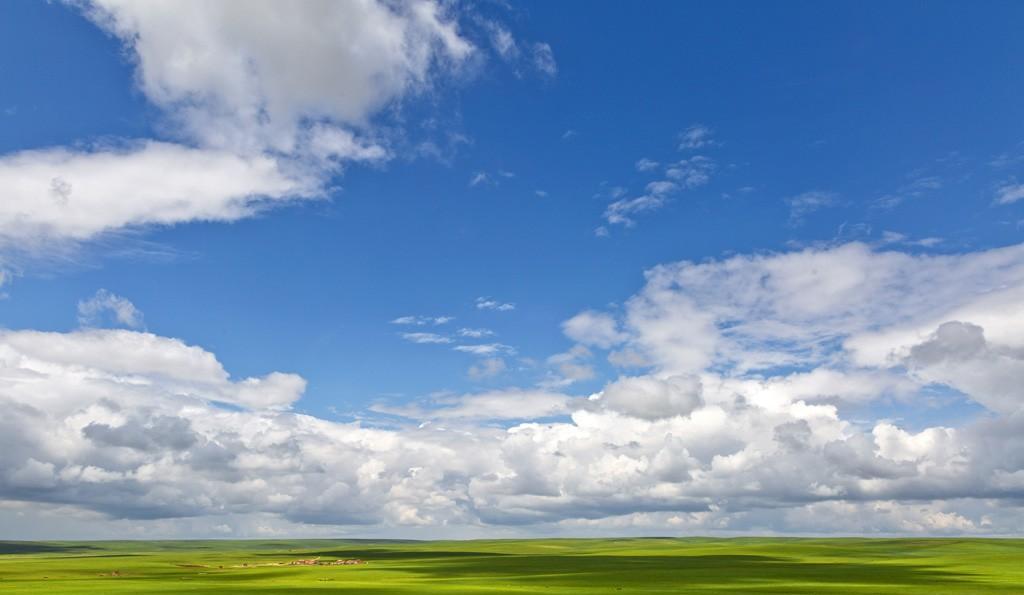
[1,0,1024,539]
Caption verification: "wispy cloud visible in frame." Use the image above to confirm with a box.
[476,296,515,311]
[532,42,557,77]
[454,343,516,356]
[391,315,454,326]
[879,231,943,248]
[603,178,681,227]
[874,173,943,209]
[77,289,144,329]
[635,158,659,172]
[995,180,1024,205]
[401,332,453,344]
[678,124,715,150]
[483,21,518,61]
[665,156,714,188]
[786,190,840,224]
[469,170,514,188]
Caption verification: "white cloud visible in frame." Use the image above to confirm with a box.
[484,21,518,60]
[6,243,1024,536]
[458,327,494,338]
[79,0,472,155]
[480,20,556,81]
[623,241,1024,399]
[454,343,515,356]
[532,42,557,77]
[476,296,515,311]
[469,170,514,188]
[786,190,839,223]
[678,124,714,150]
[0,0,480,253]
[563,310,626,349]
[635,158,659,172]
[392,315,454,326]
[995,181,1024,205]
[602,157,714,229]
[603,195,669,227]
[401,332,453,345]
[0,142,320,246]
[665,156,714,188]
[645,180,679,195]
[77,289,144,329]
[374,389,570,421]
[874,174,942,209]
[545,344,596,385]
[879,231,943,248]
[903,321,1024,415]
[0,328,304,410]
[468,357,507,380]
[595,375,703,420]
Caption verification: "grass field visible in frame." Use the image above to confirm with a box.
[0,538,1021,593]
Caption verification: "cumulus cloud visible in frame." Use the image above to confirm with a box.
[1,0,479,251]
[77,289,144,329]
[546,345,596,385]
[595,375,703,420]
[563,310,626,349]
[0,328,305,410]
[468,357,507,380]
[904,321,1024,415]
[0,142,320,246]
[6,242,1024,537]
[79,0,472,155]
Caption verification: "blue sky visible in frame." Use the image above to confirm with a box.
[1,1,1024,538]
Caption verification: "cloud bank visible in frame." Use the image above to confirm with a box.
[4,242,1024,537]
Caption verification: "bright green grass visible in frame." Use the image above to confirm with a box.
[0,538,1021,593]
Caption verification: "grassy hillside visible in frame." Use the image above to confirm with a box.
[0,538,1021,593]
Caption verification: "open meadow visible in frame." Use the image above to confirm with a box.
[0,538,1021,594]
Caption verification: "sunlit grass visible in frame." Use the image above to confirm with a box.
[0,537,1021,593]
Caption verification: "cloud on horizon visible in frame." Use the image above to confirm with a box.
[3,241,1024,538]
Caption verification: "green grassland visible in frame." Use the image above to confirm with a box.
[0,537,1021,593]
